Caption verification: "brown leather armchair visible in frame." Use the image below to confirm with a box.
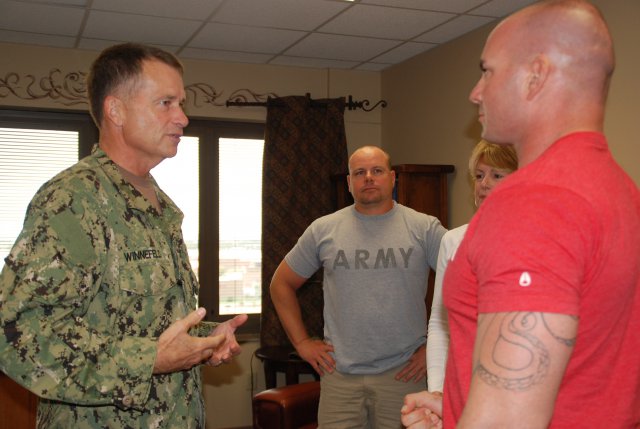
[252,381,320,429]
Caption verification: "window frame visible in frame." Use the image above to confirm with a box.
[0,108,265,336]
[0,108,98,158]
[186,119,265,335]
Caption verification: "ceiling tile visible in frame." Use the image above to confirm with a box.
[180,47,274,64]
[470,0,538,17]
[0,1,84,35]
[415,14,494,44]
[0,29,76,48]
[83,11,201,46]
[284,33,401,62]
[355,62,391,72]
[91,0,223,20]
[33,0,87,5]
[77,38,125,52]
[0,0,538,70]
[319,4,453,39]
[360,0,487,14]
[77,38,179,54]
[189,23,305,53]
[269,55,359,69]
[371,41,436,64]
[211,0,350,31]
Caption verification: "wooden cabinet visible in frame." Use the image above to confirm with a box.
[0,372,37,429]
[392,164,454,228]
[331,164,455,320]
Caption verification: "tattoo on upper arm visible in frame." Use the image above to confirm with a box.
[542,313,577,347]
[475,312,576,391]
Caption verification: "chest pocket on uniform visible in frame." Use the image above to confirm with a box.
[119,250,176,295]
[117,253,183,335]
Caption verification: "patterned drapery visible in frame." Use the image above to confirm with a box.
[260,95,348,347]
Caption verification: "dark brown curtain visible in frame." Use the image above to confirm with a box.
[260,95,348,347]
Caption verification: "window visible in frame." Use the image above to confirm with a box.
[186,120,265,334]
[152,136,201,277]
[218,138,264,315]
[0,110,265,335]
[0,110,97,257]
[0,128,79,256]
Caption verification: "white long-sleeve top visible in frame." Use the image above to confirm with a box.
[426,224,468,392]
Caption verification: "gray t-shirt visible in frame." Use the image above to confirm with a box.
[285,202,445,374]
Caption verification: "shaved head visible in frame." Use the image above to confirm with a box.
[495,0,614,100]
[348,146,391,172]
[470,0,614,165]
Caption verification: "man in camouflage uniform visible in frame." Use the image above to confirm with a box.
[0,43,247,428]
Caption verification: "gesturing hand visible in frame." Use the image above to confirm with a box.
[204,314,248,367]
[153,308,225,374]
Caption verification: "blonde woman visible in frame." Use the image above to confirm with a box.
[426,140,518,393]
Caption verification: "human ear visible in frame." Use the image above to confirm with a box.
[526,55,550,100]
[104,95,125,127]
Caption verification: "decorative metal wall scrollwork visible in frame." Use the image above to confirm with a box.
[185,84,278,107]
[184,82,224,107]
[0,69,385,112]
[1,69,88,106]
[346,95,387,112]
[225,88,279,105]
[0,70,279,108]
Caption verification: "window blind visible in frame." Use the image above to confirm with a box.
[0,127,78,257]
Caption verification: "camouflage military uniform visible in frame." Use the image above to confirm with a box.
[0,146,214,428]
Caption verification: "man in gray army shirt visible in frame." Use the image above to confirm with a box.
[271,146,446,428]
[0,43,247,428]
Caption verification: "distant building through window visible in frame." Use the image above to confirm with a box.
[152,136,264,316]
[218,138,263,315]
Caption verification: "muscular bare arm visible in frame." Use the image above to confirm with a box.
[270,261,335,375]
[458,311,577,428]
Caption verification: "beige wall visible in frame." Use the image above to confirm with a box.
[0,42,382,157]
[382,0,640,228]
[202,341,315,428]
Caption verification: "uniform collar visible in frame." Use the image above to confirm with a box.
[90,145,184,224]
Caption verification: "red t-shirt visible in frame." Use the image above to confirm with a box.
[443,132,640,428]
